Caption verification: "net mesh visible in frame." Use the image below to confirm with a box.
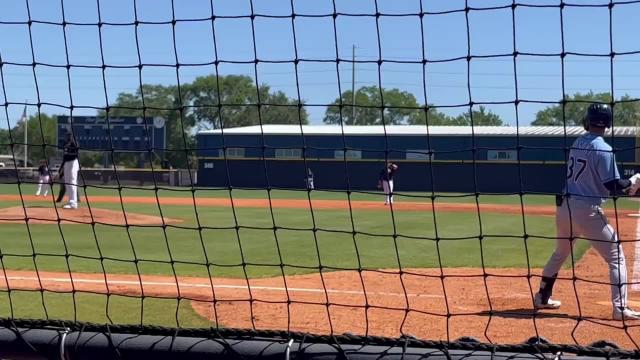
[0,0,640,354]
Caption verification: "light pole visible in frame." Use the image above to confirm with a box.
[22,102,27,167]
[351,45,356,123]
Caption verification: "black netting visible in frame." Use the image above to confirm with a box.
[0,0,640,356]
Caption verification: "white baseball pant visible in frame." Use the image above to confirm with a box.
[382,179,394,204]
[542,198,628,310]
[36,175,50,196]
[63,159,79,206]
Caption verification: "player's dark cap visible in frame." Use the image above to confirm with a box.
[583,103,612,130]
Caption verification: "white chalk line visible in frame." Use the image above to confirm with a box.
[633,212,640,291]
[0,275,443,298]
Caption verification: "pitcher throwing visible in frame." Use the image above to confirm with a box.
[534,103,640,320]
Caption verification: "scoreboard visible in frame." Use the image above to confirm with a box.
[57,116,166,152]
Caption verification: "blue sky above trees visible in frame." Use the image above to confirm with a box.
[1,0,640,128]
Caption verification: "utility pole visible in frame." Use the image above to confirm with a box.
[351,45,356,123]
[22,102,27,168]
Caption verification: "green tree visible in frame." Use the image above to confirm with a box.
[100,84,195,169]
[324,87,504,126]
[10,113,58,165]
[189,74,308,129]
[451,106,504,126]
[0,128,10,155]
[407,106,453,125]
[262,90,308,125]
[323,86,421,125]
[531,91,640,126]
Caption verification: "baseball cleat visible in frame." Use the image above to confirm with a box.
[613,308,640,321]
[62,203,78,210]
[534,292,561,309]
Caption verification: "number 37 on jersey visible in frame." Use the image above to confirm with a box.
[567,156,587,182]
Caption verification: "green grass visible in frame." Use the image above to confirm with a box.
[0,198,590,278]
[0,291,211,328]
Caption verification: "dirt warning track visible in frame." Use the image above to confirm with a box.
[2,194,633,216]
[2,246,640,349]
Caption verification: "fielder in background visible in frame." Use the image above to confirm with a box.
[61,132,80,210]
[378,162,398,205]
[306,168,314,190]
[534,103,640,320]
[35,161,50,196]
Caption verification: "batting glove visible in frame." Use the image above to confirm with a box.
[626,173,640,195]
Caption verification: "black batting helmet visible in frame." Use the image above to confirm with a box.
[582,103,612,130]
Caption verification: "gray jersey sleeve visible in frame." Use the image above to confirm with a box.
[595,143,620,183]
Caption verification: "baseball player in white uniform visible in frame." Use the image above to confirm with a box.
[61,132,80,209]
[534,103,640,320]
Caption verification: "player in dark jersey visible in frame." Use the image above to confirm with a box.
[378,162,398,205]
[306,168,314,190]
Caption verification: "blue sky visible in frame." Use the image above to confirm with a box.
[1,0,640,128]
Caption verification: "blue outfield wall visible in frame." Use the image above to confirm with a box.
[195,130,639,193]
[196,133,638,162]
[196,159,640,194]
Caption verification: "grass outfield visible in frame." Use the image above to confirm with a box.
[0,291,211,328]
[0,185,595,278]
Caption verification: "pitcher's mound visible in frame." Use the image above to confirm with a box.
[0,206,181,226]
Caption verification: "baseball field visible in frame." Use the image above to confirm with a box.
[1,183,639,347]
